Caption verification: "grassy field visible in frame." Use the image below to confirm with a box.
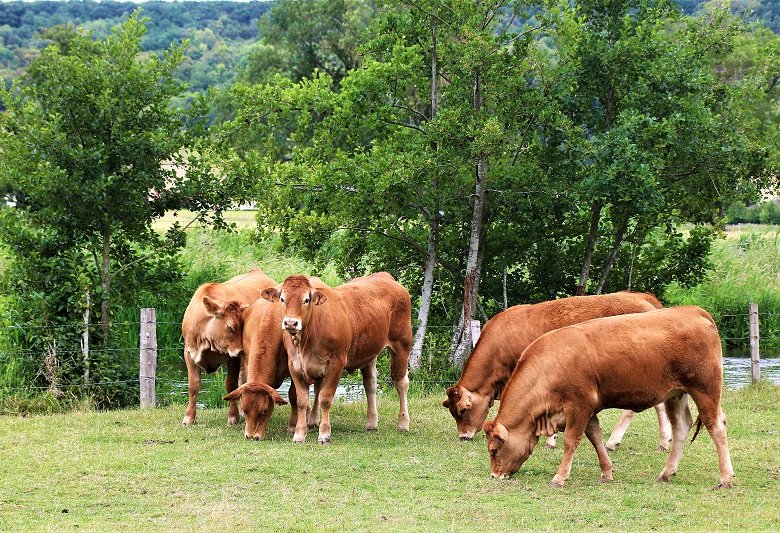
[1,385,778,531]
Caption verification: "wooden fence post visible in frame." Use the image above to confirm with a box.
[140,308,157,408]
[749,302,760,384]
[81,290,90,386]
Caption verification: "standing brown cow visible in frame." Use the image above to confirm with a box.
[261,272,412,444]
[443,292,672,450]
[222,278,331,439]
[181,269,276,426]
[484,306,733,488]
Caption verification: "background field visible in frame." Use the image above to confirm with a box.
[1,386,778,531]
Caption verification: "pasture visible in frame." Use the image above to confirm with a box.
[1,385,778,531]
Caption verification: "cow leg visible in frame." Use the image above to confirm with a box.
[688,391,734,489]
[225,356,242,426]
[550,409,590,487]
[290,372,311,443]
[388,340,411,432]
[362,358,379,431]
[584,414,613,483]
[308,382,321,428]
[656,392,693,483]
[316,367,343,445]
[605,409,636,451]
[654,402,673,451]
[182,350,201,426]
[287,383,298,435]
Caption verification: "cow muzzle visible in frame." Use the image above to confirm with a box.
[491,472,510,480]
[283,317,302,334]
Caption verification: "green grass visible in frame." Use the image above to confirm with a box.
[1,386,779,531]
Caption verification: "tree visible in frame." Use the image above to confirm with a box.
[553,0,771,295]
[0,14,218,396]
[247,0,374,87]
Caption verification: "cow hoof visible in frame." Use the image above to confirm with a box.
[599,476,613,484]
[657,444,670,452]
[227,416,239,426]
[605,443,618,452]
[714,482,732,490]
[292,435,306,444]
[182,416,194,426]
[366,425,378,432]
[318,435,332,445]
[656,472,675,483]
[549,480,565,488]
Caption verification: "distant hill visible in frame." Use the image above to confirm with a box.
[0,0,777,94]
[0,1,271,94]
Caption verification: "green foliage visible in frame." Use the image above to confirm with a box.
[0,1,270,99]
[726,199,780,224]
[0,14,222,407]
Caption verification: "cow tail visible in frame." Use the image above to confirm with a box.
[690,415,704,444]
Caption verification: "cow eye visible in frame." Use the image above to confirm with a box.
[280,296,286,304]
[303,296,310,304]
[490,449,498,458]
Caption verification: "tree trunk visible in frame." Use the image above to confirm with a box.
[576,201,603,296]
[595,211,630,294]
[100,226,111,343]
[410,220,438,369]
[409,14,441,371]
[450,68,489,367]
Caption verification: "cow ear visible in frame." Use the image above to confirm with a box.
[483,420,495,437]
[224,300,242,317]
[203,296,222,316]
[261,286,281,302]
[258,382,287,405]
[312,290,327,305]
[223,384,246,402]
[446,386,460,399]
[442,398,451,408]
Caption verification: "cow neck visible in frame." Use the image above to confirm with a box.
[458,344,501,399]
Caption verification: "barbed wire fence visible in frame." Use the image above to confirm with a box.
[1,305,778,406]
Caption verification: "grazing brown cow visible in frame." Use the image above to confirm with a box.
[262,272,412,444]
[484,306,734,488]
[443,292,671,450]
[181,269,276,426]
[222,278,331,440]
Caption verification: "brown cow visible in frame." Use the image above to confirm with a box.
[261,272,412,444]
[483,306,734,488]
[181,269,276,426]
[222,278,331,439]
[443,292,671,450]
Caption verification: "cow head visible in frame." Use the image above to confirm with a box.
[202,297,249,358]
[483,419,538,479]
[261,275,327,336]
[223,382,288,440]
[442,385,493,440]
